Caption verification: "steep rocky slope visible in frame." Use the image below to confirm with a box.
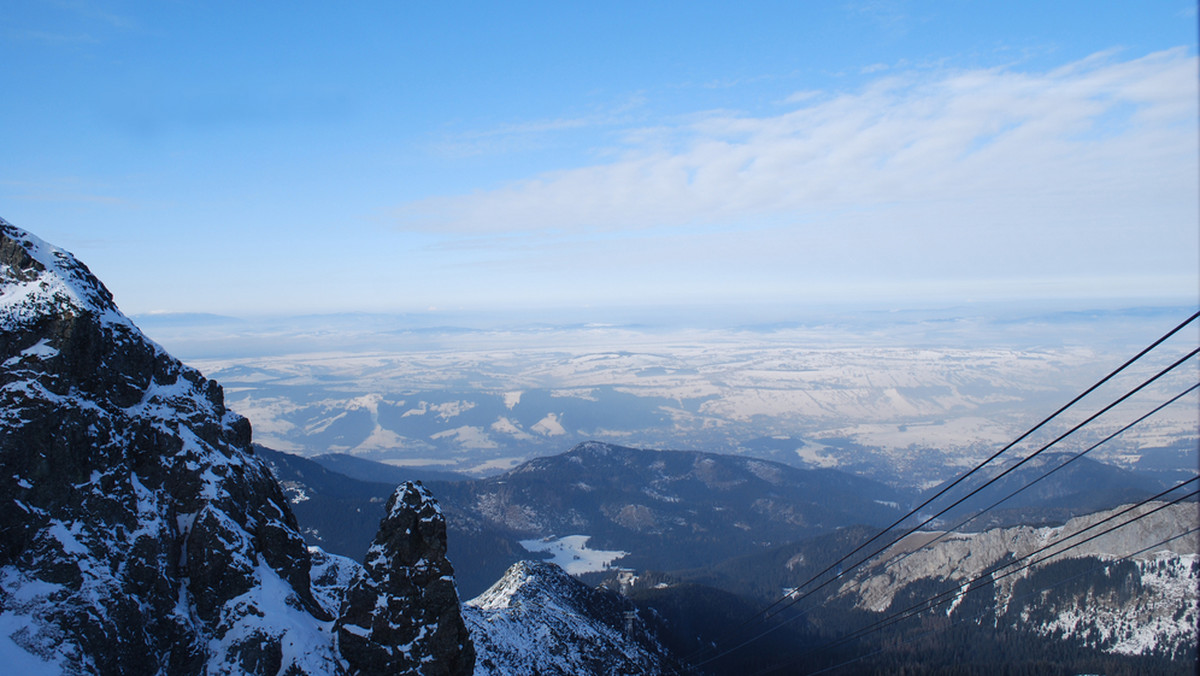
[0,219,473,675]
[834,500,1198,660]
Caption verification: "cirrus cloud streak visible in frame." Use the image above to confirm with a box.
[395,49,1196,240]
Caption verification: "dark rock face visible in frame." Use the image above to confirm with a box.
[0,219,474,675]
[337,481,475,676]
[0,220,339,673]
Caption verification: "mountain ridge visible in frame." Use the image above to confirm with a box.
[257,439,1184,601]
[261,439,917,596]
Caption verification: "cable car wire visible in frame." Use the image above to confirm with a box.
[685,312,1198,669]
[750,482,1198,674]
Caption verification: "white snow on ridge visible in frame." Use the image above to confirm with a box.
[463,561,677,676]
[181,321,1197,485]
[823,415,1017,452]
[19,339,58,360]
[352,425,410,453]
[518,535,629,574]
[465,457,525,474]
[206,562,340,674]
[403,400,475,420]
[1029,552,1199,658]
[530,413,566,436]
[0,220,125,329]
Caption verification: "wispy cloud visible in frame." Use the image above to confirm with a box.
[426,95,649,159]
[394,48,1197,240]
[19,30,99,45]
[48,0,137,30]
[8,192,126,205]
[386,49,1197,305]
[1,179,127,206]
[844,0,912,38]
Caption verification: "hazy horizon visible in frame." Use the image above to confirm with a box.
[134,302,1198,485]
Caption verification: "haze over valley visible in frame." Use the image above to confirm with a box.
[137,306,1199,490]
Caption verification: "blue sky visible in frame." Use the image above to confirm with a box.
[2,1,1197,317]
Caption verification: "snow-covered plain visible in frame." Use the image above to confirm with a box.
[517,535,629,574]
[142,308,1199,486]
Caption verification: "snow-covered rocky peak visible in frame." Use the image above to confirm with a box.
[0,218,123,328]
[0,220,473,675]
[469,559,593,611]
[465,560,684,675]
[0,218,341,673]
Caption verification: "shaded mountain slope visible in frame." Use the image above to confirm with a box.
[621,502,1197,674]
[263,441,1183,603]
[428,441,912,579]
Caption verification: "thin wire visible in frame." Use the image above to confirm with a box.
[761,347,1197,617]
[819,483,1199,653]
[798,525,1200,676]
[756,484,1199,675]
[882,381,1200,572]
[696,468,1199,671]
[720,380,1197,668]
[685,312,1199,669]
[716,311,1198,636]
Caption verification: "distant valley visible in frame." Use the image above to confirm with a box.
[141,307,1199,490]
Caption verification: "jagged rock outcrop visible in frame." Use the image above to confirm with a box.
[464,560,684,675]
[0,218,473,675]
[336,481,475,675]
